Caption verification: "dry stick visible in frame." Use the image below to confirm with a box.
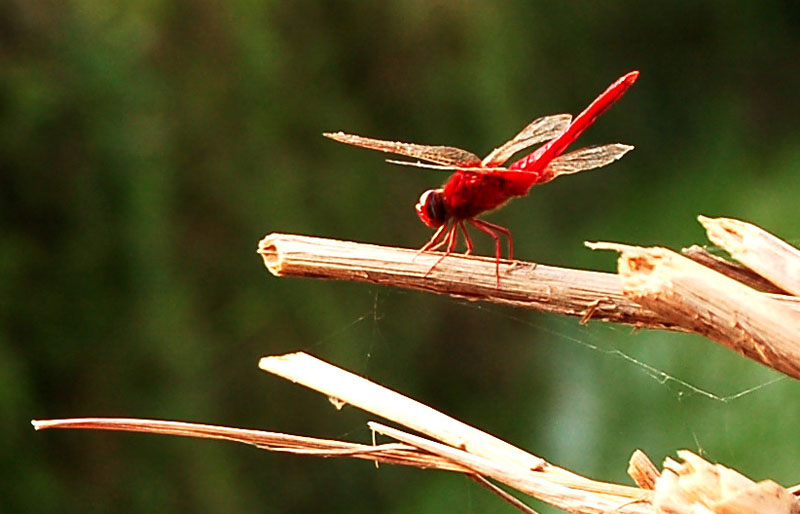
[259,352,546,472]
[258,233,681,330]
[258,233,800,326]
[258,353,648,507]
[588,242,800,381]
[681,245,790,295]
[370,422,651,514]
[34,360,798,513]
[699,215,800,296]
[627,450,660,491]
[31,414,651,513]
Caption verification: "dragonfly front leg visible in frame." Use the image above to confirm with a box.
[415,222,450,260]
[424,223,459,278]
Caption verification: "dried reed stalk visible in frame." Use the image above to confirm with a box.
[681,245,789,294]
[258,233,680,330]
[34,351,800,514]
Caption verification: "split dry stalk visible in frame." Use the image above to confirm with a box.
[681,245,789,294]
[588,242,800,380]
[34,351,800,514]
[699,215,800,296]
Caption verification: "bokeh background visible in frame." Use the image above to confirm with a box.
[4,1,800,512]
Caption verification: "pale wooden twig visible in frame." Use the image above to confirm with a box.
[33,350,651,514]
[588,243,800,381]
[699,215,800,296]
[259,353,649,506]
[258,352,547,472]
[257,233,681,330]
[681,245,789,294]
[627,450,660,491]
[371,422,651,514]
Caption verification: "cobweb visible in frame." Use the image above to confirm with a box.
[303,288,785,404]
[275,288,795,514]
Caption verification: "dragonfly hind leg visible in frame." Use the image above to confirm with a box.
[466,218,514,285]
[415,222,450,258]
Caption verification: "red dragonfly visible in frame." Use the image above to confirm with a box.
[325,71,639,283]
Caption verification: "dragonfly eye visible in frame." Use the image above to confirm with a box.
[415,189,447,228]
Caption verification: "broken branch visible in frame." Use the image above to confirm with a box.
[258,233,681,330]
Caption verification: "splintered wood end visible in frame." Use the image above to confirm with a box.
[628,449,660,490]
[257,234,284,276]
[654,451,799,514]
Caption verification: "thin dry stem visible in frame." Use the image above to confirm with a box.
[259,352,547,472]
[32,418,467,471]
[468,475,543,514]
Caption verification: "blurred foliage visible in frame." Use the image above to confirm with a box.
[3,1,800,513]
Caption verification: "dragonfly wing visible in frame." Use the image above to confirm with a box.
[481,114,572,167]
[547,144,633,176]
[324,132,481,166]
[385,159,462,172]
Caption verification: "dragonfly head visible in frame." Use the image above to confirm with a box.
[415,188,447,228]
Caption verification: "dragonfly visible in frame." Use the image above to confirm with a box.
[324,71,639,284]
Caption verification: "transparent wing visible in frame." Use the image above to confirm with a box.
[324,132,481,166]
[481,114,572,167]
[385,159,516,174]
[385,159,464,171]
[547,143,633,176]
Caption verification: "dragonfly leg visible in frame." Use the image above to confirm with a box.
[415,222,449,261]
[424,223,459,278]
[459,221,474,255]
[467,218,513,285]
[469,218,513,260]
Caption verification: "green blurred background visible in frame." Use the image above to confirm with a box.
[3,1,800,512]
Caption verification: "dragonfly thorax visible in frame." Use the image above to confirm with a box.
[415,188,448,228]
